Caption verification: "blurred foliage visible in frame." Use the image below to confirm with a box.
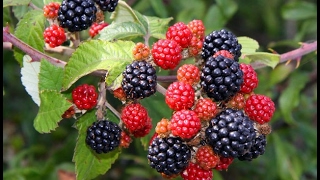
[3,0,317,180]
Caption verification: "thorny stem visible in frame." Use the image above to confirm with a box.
[96,79,107,121]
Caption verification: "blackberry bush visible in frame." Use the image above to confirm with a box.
[4,0,317,179]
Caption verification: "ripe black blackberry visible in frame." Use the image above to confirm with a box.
[147,136,191,177]
[121,60,157,100]
[205,108,256,158]
[57,0,97,32]
[201,29,242,61]
[94,0,119,12]
[85,119,122,154]
[238,134,267,161]
[200,55,243,101]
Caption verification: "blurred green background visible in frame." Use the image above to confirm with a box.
[3,0,317,180]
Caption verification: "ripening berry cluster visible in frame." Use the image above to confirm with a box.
[42,0,118,48]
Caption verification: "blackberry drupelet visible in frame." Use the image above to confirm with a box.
[121,60,157,100]
[238,134,267,161]
[201,29,242,61]
[147,136,192,176]
[205,108,256,158]
[94,0,119,12]
[58,0,97,32]
[200,55,243,101]
[85,119,122,154]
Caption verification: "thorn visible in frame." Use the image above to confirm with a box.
[268,48,279,54]
[295,57,301,69]
[285,59,292,65]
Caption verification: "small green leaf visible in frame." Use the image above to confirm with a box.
[73,110,121,180]
[150,0,168,18]
[243,52,280,69]
[39,59,64,91]
[13,9,46,65]
[62,40,135,91]
[282,2,317,20]
[110,0,140,23]
[146,16,173,40]
[21,55,40,106]
[34,90,72,133]
[279,72,308,124]
[99,22,146,41]
[268,63,293,87]
[238,36,260,54]
[3,0,30,7]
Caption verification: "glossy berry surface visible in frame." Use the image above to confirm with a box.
[151,39,182,70]
[239,63,259,93]
[121,60,157,100]
[180,162,213,180]
[166,22,193,48]
[205,108,256,158]
[187,19,205,41]
[202,29,242,61]
[245,94,275,124]
[72,84,98,110]
[43,24,66,48]
[195,145,220,170]
[120,103,150,133]
[169,110,201,140]
[193,98,218,121]
[57,0,97,32]
[177,64,200,86]
[89,22,108,38]
[94,0,119,12]
[85,119,121,154]
[43,2,60,19]
[165,81,195,111]
[147,136,191,176]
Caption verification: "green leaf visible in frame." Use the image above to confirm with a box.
[146,16,173,40]
[282,2,317,20]
[3,0,30,7]
[150,0,168,18]
[268,63,293,87]
[99,22,146,41]
[13,10,46,65]
[61,40,135,91]
[20,55,40,106]
[279,72,308,124]
[39,59,64,91]
[110,0,140,23]
[242,52,280,69]
[73,110,121,180]
[238,36,260,54]
[34,90,72,133]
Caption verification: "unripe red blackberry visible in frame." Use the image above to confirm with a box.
[238,134,267,161]
[119,131,132,148]
[120,103,150,133]
[165,81,195,111]
[85,119,122,154]
[147,136,192,176]
[187,19,205,41]
[188,36,203,56]
[180,162,213,180]
[43,2,60,19]
[214,157,234,171]
[72,84,98,110]
[61,105,75,119]
[57,0,97,32]
[169,110,201,140]
[240,63,258,93]
[89,22,108,38]
[131,117,152,138]
[245,94,275,124]
[43,24,66,48]
[121,60,157,100]
[225,92,246,110]
[193,98,218,121]
[213,50,234,60]
[151,39,182,70]
[200,55,244,101]
[155,118,171,137]
[202,29,242,61]
[205,108,256,158]
[94,0,118,12]
[132,42,150,60]
[195,145,220,170]
[166,22,193,48]
[177,64,200,86]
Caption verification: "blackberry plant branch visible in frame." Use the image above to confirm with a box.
[96,79,107,121]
